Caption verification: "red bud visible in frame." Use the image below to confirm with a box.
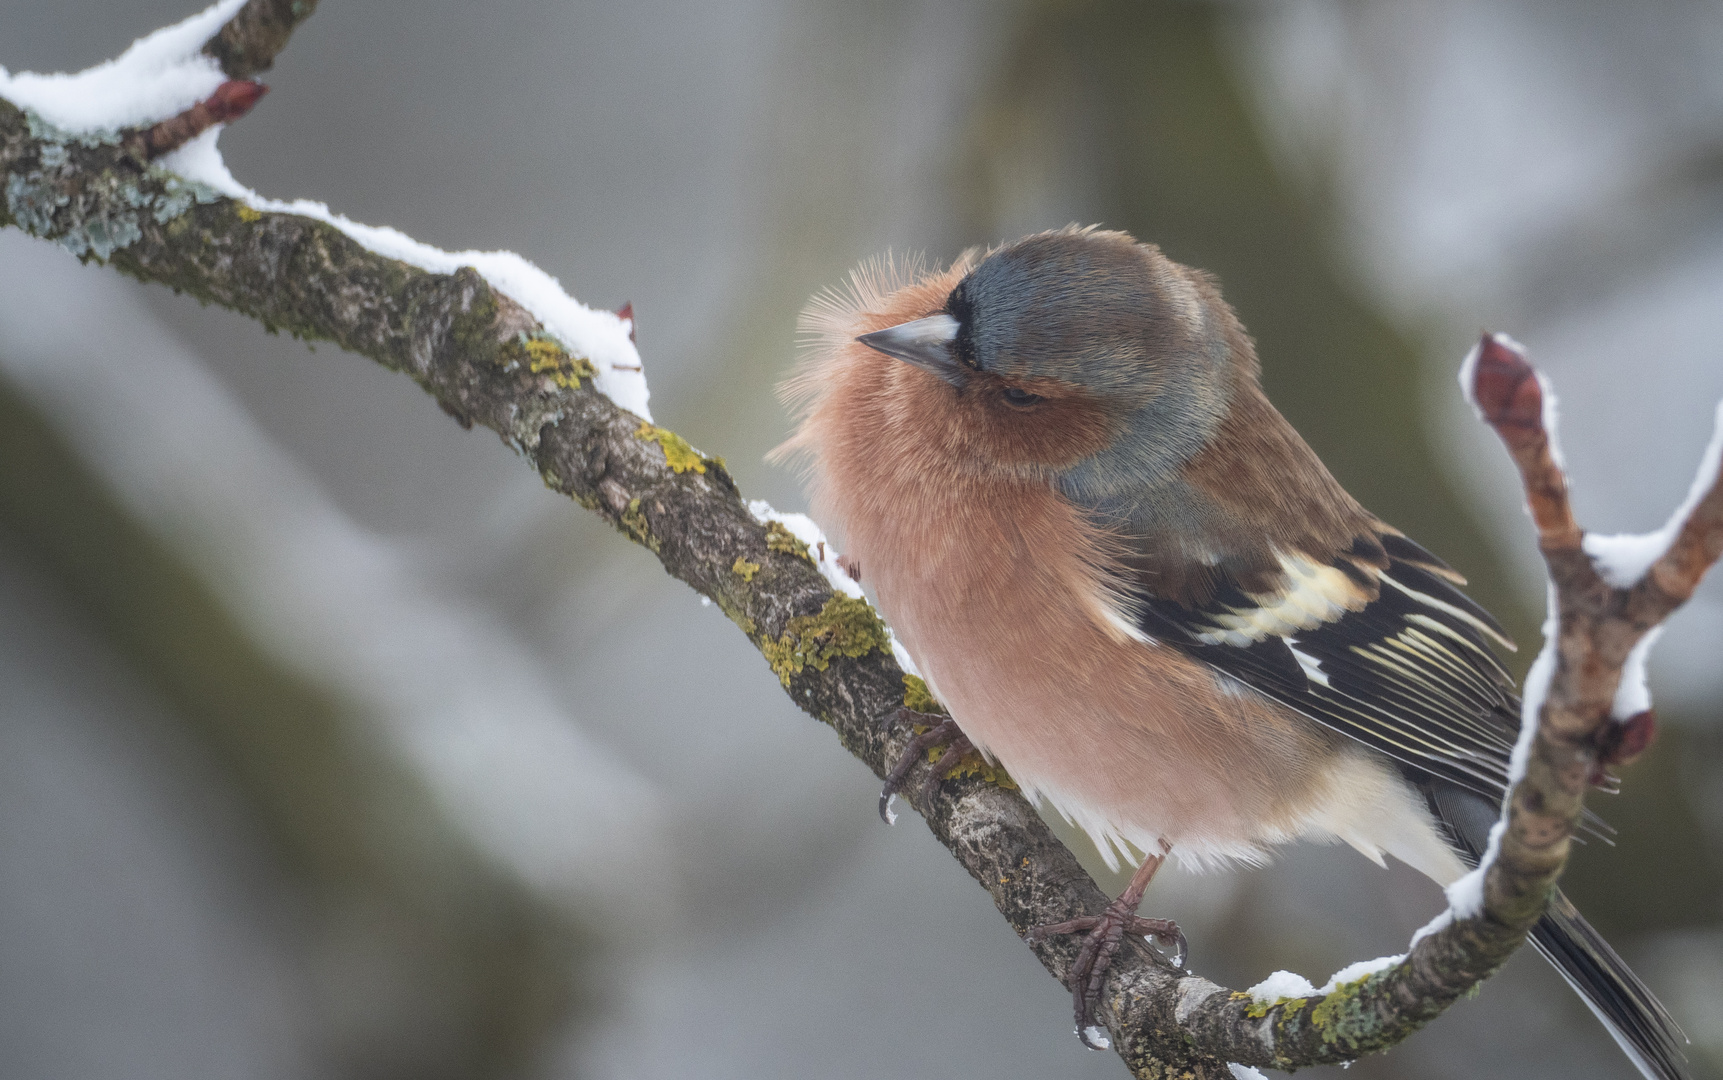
[206,79,269,123]
[1470,334,1542,429]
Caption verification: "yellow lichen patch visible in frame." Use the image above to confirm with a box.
[523,335,598,389]
[524,338,562,369]
[899,678,1014,789]
[234,203,263,222]
[765,521,810,560]
[633,421,706,474]
[902,673,943,714]
[761,594,889,687]
[620,497,659,552]
[924,741,1018,791]
[732,556,761,582]
[1245,996,1306,1021]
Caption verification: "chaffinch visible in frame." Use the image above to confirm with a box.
[777,227,1685,1077]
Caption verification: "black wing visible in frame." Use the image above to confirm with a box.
[1128,530,1523,802]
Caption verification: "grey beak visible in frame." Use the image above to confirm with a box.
[856,313,966,385]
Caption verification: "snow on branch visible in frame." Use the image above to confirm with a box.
[0,0,647,418]
[1419,333,1720,940]
[4,6,1721,1077]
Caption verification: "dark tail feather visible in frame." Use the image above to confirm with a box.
[1531,890,1689,1080]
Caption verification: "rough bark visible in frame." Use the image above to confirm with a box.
[202,0,319,79]
[4,4,1721,1075]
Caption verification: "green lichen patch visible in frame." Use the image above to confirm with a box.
[761,594,889,688]
[633,421,706,474]
[619,497,659,552]
[765,521,811,561]
[732,556,761,582]
[1245,996,1304,1021]
[1308,972,1388,1052]
[4,113,221,260]
[24,110,118,147]
[902,673,943,714]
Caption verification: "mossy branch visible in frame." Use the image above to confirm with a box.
[4,5,1718,1076]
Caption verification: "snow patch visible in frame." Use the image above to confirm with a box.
[0,0,243,131]
[160,132,650,419]
[1612,625,1662,720]
[1409,906,1454,950]
[1242,958,1399,1012]
[1433,579,1557,927]
[1583,397,1723,587]
[1456,339,1482,416]
[1247,970,1319,1004]
[1538,371,1565,470]
[1319,954,1404,994]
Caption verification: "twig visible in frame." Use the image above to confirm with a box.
[203,0,321,79]
[124,79,268,160]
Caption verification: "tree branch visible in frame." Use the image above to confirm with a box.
[202,0,319,79]
[3,6,1720,1075]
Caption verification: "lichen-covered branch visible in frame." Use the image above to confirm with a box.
[4,5,1720,1076]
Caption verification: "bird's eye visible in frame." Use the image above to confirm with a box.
[1002,386,1043,408]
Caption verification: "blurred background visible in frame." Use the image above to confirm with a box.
[2,1,1721,1077]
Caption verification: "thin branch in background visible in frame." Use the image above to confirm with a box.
[202,0,319,79]
[3,3,1723,1076]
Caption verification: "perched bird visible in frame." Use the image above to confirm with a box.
[777,226,1687,1078]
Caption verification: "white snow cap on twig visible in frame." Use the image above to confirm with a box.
[1432,580,1558,926]
[1584,398,1723,588]
[1612,626,1663,721]
[1319,954,1405,992]
[745,500,922,677]
[0,0,651,421]
[1245,970,1318,1004]
[1245,953,1405,1007]
[0,0,243,131]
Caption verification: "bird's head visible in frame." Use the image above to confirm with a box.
[849,227,1250,491]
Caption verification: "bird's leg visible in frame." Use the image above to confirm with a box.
[877,707,973,823]
[1024,840,1186,1050]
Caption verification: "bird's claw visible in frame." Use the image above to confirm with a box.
[878,708,971,823]
[1025,898,1185,1048]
